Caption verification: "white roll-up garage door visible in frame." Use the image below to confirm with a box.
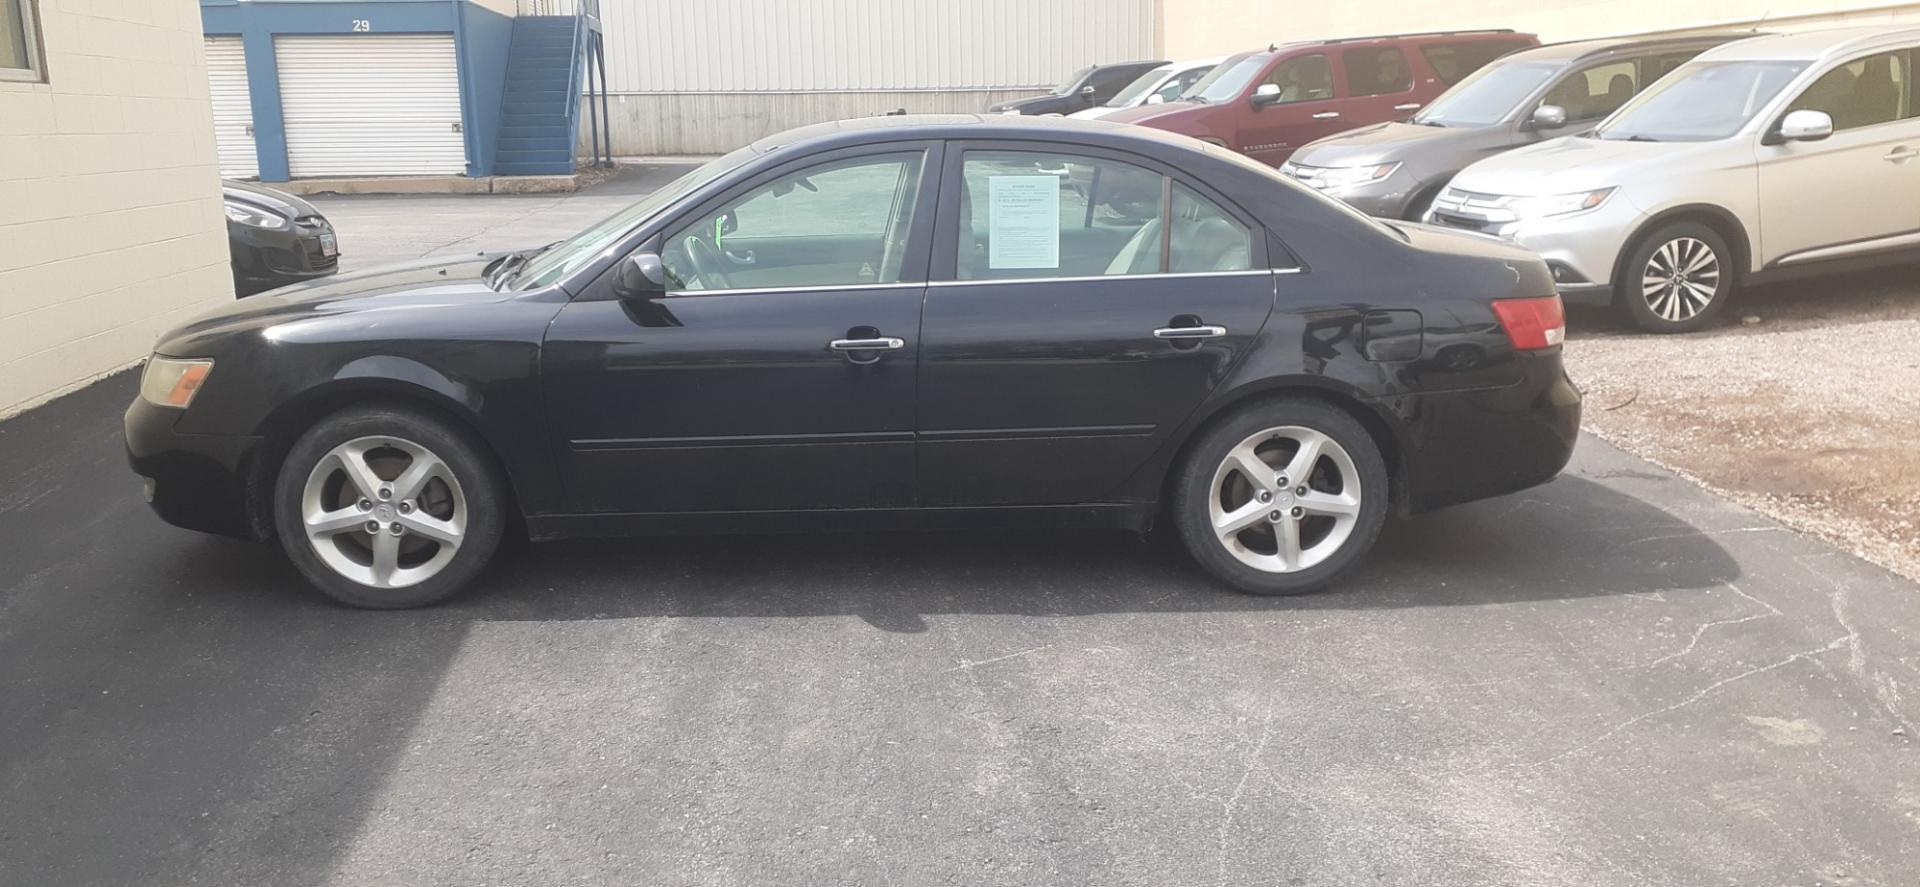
[205,36,258,179]
[274,35,467,178]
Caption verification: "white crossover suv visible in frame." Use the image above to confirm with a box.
[1067,56,1223,121]
[1429,27,1920,333]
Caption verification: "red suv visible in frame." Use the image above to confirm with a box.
[1104,30,1539,166]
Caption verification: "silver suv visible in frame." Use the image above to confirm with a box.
[1284,35,1738,220]
[1430,27,1920,333]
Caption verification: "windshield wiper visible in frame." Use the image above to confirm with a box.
[485,241,560,290]
[1414,119,1446,127]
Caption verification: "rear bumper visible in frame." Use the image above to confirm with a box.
[125,398,264,539]
[1398,352,1582,513]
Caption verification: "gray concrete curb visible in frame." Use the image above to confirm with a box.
[274,174,580,196]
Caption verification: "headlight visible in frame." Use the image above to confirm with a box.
[1305,162,1402,192]
[224,201,289,230]
[140,357,214,408]
[1000,109,1023,116]
[1506,188,1615,220]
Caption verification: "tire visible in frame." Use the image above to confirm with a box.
[1172,398,1390,596]
[273,405,507,609]
[1616,221,1734,334]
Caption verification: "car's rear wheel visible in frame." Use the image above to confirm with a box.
[1172,399,1389,595]
[273,405,506,609]
[1616,222,1733,334]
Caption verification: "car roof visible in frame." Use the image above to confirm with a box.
[1223,29,1533,63]
[750,113,1214,157]
[1095,59,1171,70]
[1695,25,1920,63]
[1507,32,1754,64]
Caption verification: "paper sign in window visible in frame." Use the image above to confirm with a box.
[987,176,1060,269]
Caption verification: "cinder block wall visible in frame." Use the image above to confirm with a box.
[0,0,233,417]
[1160,0,1920,57]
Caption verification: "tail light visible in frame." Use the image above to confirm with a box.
[1491,296,1566,351]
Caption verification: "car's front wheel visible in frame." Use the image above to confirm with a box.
[273,405,506,608]
[1617,222,1733,334]
[1172,398,1390,595]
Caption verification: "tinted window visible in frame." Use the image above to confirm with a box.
[1050,66,1092,96]
[661,152,924,291]
[1544,59,1638,122]
[1344,47,1413,97]
[1421,40,1527,86]
[1259,53,1334,104]
[1412,59,1560,127]
[954,151,1251,280]
[1786,50,1915,131]
[1598,60,1808,141]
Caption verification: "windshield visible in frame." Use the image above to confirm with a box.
[1596,60,1809,142]
[1105,65,1172,107]
[1413,60,1562,127]
[1050,66,1093,96]
[1187,53,1267,103]
[513,146,759,289]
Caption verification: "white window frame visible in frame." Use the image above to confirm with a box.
[1,0,45,83]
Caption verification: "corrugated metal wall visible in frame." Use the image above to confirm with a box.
[576,0,1159,154]
[599,0,1157,93]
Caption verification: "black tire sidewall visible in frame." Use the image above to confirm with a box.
[1616,222,1734,334]
[1172,398,1390,596]
[273,406,507,609]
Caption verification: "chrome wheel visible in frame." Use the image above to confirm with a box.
[1207,426,1362,573]
[300,435,466,589]
[1641,236,1720,323]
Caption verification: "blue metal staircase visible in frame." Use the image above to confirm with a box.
[493,15,585,176]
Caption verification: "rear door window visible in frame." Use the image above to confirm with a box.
[952,150,1253,280]
[1343,47,1413,97]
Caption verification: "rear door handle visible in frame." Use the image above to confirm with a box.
[828,337,905,352]
[1153,325,1228,340]
[1312,112,1341,120]
[1393,103,1420,111]
[1885,147,1917,163]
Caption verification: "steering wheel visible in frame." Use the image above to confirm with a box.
[680,233,733,290]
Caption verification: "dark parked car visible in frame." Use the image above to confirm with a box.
[223,180,338,295]
[987,59,1169,115]
[1282,34,1745,219]
[1103,30,1538,166]
[127,115,1579,609]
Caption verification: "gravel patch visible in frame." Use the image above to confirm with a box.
[1565,263,1920,581]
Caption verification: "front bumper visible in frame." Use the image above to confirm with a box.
[1398,352,1582,513]
[1425,191,1645,295]
[1284,165,1426,219]
[125,398,265,539]
[229,216,339,287]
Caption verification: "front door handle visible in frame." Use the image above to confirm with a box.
[1153,325,1228,340]
[829,337,905,352]
[1312,111,1341,120]
[1884,147,1917,163]
[1393,103,1420,111]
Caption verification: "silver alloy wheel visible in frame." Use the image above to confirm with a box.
[1641,236,1720,323]
[1207,425,1361,573]
[300,435,467,589]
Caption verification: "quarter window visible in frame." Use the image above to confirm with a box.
[1786,50,1915,131]
[954,151,1252,281]
[1344,47,1413,97]
[1260,53,1334,105]
[3,0,43,80]
[660,152,925,291]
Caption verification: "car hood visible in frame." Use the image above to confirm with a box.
[1292,121,1491,167]
[156,254,520,356]
[222,179,322,219]
[1099,101,1205,126]
[986,94,1062,113]
[1449,135,1705,196]
[1067,106,1123,120]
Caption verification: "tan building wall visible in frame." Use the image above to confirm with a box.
[1160,0,1920,57]
[0,0,233,417]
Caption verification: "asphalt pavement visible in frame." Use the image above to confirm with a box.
[2,173,1917,886]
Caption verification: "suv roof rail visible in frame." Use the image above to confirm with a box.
[1314,28,1517,45]
[1536,31,1758,56]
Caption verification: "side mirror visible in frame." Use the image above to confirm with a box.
[1251,82,1282,108]
[1775,109,1833,144]
[1078,85,1096,99]
[1530,104,1568,130]
[615,251,668,298]
[1146,93,1166,105]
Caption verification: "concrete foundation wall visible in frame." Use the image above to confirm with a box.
[0,0,233,416]
[581,88,1046,156]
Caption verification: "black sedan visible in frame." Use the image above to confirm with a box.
[128,116,1579,609]
[987,60,1167,115]
[224,180,338,295]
